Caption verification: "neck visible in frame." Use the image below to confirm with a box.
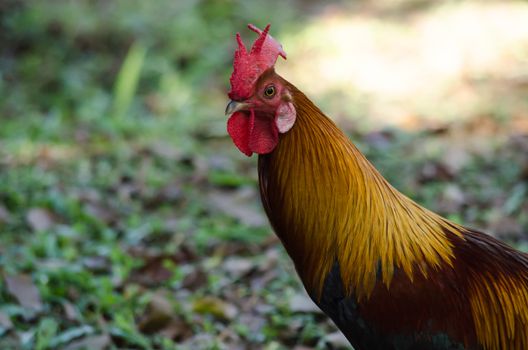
[258,81,464,299]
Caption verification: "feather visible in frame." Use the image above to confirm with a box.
[258,78,528,349]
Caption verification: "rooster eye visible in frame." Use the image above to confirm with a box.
[264,85,276,98]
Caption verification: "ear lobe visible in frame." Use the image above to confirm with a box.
[275,102,296,133]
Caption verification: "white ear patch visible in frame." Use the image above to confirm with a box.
[275,102,296,133]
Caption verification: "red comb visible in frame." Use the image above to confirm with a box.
[229,24,287,100]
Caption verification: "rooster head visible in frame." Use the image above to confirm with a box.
[226,24,296,156]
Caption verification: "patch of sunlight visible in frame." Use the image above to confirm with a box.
[278,1,528,129]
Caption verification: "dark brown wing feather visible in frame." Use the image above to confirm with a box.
[315,229,528,350]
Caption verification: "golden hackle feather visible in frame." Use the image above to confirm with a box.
[258,78,528,349]
[466,261,528,349]
[261,82,464,299]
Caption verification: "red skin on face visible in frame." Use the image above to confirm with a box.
[227,24,294,156]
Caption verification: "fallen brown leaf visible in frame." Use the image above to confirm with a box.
[438,184,467,213]
[208,188,266,227]
[0,205,11,224]
[238,313,266,335]
[4,273,43,312]
[143,182,183,209]
[325,331,350,349]
[26,207,58,231]
[128,246,197,286]
[138,291,174,333]
[157,318,193,341]
[148,141,183,160]
[181,334,217,349]
[418,162,454,183]
[289,293,321,314]
[489,216,524,240]
[441,149,470,175]
[0,311,12,330]
[84,202,117,225]
[251,269,278,292]
[62,301,79,321]
[181,266,207,291]
[62,334,111,350]
[82,256,111,273]
[223,257,254,279]
[364,130,394,149]
[293,346,315,350]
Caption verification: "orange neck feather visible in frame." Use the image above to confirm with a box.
[257,77,528,350]
[258,80,465,299]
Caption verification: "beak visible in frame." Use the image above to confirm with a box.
[225,100,250,115]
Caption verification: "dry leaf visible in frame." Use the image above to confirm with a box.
[489,216,524,240]
[364,130,394,149]
[149,141,182,160]
[217,327,242,347]
[63,334,111,350]
[289,293,321,313]
[127,246,197,287]
[4,273,43,312]
[138,291,174,333]
[84,203,117,225]
[0,311,12,330]
[62,301,78,321]
[251,269,278,291]
[82,256,111,273]
[223,257,254,279]
[129,257,178,286]
[0,205,11,224]
[419,162,454,183]
[158,318,193,341]
[208,188,266,227]
[238,313,266,335]
[26,208,57,231]
[181,267,207,291]
[181,334,217,349]
[441,149,470,175]
[192,296,238,321]
[325,331,350,349]
[438,184,467,213]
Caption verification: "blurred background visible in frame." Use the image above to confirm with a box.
[0,0,527,349]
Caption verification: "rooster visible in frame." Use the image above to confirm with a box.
[224,24,528,350]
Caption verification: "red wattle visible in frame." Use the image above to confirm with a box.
[227,111,253,156]
[227,109,278,156]
[249,111,278,154]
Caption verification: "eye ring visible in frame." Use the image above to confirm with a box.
[264,85,276,98]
